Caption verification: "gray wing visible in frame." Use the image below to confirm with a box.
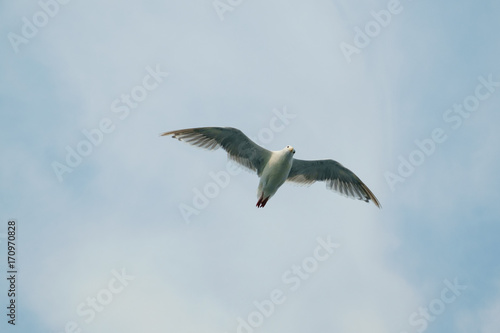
[287,159,381,208]
[161,127,272,176]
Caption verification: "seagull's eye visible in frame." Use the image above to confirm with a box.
[286,145,289,148]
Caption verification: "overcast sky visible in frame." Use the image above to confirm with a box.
[1,1,500,332]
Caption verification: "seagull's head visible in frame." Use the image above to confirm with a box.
[286,145,296,154]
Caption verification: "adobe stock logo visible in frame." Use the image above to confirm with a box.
[51,64,168,182]
[385,73,499,192]
[227,235,339,333]
[339,0,407,63]
[212,0,244,21]
[7,0,72,54]
[399,278,466,333]
[56,268,134,333]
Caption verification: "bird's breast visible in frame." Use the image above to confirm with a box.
[259,154,293,192]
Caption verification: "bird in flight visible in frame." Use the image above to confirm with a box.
[161,127,380,208]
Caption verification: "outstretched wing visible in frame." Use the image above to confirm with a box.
[287,159,381,208]
[161,127,272,176]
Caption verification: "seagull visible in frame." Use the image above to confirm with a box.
[161,127,380,208]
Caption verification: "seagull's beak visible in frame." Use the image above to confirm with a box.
[287,146,295,154]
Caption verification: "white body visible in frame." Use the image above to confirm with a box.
[257,148,294,201]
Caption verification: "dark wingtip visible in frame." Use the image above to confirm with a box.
[359,181,381,209]
[369,192,382,209]
[160,131,181,141]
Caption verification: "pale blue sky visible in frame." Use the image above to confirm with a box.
[1,1,499,332]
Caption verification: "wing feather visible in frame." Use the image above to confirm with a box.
[287,159,381,208]
[161,127,272,176]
